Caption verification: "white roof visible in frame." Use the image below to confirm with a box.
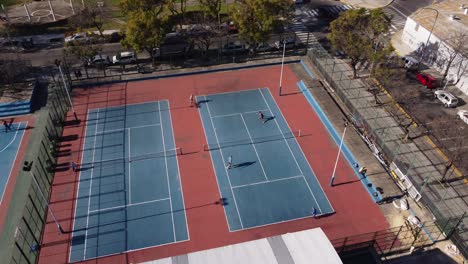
[142,228,342,264]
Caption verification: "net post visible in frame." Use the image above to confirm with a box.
[298,130,301,137]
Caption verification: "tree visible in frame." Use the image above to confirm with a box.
[120,0,169,64]
[199,0,222,20]
[68,0,110,37]
[121,10,168,64]
[230,0,293,52]
[328,8,392,78]
[64,43,102,78]
[435,30,468,82]
[166,0,188,27]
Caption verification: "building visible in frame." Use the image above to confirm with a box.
[401,0,468,95]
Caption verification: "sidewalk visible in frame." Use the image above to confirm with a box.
[341,0,393,9]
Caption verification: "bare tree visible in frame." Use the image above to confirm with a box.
[436,30,468,81]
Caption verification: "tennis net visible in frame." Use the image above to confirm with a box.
[79,147,182,168]
[203,130,301,151]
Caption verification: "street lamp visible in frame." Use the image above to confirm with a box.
[279,39,286,96]
[417,7,439,67]
[330,120,348,187]
[23,161,65,234]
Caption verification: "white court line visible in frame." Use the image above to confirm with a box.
[232,175,303,189]
[84,109,99,259]
[0,123,21,153]
[258,89,323,213]
[89,100,162,112]
[69,110,90,263]
[128,127,132,204]
[159,101,176,242]
[202,87,266,98]
[211,109,269,119]
[88,197,170,214]
[95,123,160,135]
[239,113,269,181]
[166,100,190,241]
[205,95,244,229]
[0,122,27,206]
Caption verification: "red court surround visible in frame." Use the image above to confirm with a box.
[38,65,389,264]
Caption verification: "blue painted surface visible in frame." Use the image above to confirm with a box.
[300,60,316,80]
[69,101,188,262]
[297,80,382,202]
[0,100,31,118]
[74,60,301,88]
[0,122,27,205]
[197,88,333,231]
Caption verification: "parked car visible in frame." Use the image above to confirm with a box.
[249,42,273,53]
[274,37,296,49]
[154,34,191,58]
[457,110,468,125]
[222,42,247,55]
[112,51,137,65]
[86,54,111,67]
[64,32,89,43]
[402,56,419,71]
[416,72,438,89]
[434,90,458,108]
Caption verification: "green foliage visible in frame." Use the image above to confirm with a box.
[231,0,293,48]
[199,0,222,19]
[120,0,166,16]
[328,8,392,78]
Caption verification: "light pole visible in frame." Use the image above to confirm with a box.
[23,161,65,234]
[330,121,348,187]
[417,7,439,67]
[279,39,286,96]
[55,60,79,121]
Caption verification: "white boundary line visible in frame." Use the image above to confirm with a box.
[95,123,160,135]
[211,109,269,119]
[202,87,264,98]
[258,89,322,212]
[239,113,269,181]
[127,127,132,204]
[232,175,303,189]
[195,96,232,231]
[69,110,90,263]
[0,122,28,205]
[159,101,176,242]
[88,100,163,112]
[165,100,190,241]
[83,109,99,259]
[88,197,171,214]
[260,88,334,213]
[0,123,21,153]
[205,95,244,229]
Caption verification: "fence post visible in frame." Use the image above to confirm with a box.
[388,225,403,253]
[447,212,466,239]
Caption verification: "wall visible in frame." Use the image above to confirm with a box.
[401,18,468,95]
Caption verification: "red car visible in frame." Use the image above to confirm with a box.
[416,73,438,89]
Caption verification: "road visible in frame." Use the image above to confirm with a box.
[383,0,442,31]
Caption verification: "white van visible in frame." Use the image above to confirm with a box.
[403,56,419,70]
[112,51,137,65]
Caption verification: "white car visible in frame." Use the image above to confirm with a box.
[112,51,137,65]
[434,90,458,108]
[64,32,89,43]
[457,110,468,125]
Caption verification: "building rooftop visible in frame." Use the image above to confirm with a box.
[410,0,468,42]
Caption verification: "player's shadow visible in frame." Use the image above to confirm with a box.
[263,116,275,124]
[196,99,212,106]
[233,161,256,168]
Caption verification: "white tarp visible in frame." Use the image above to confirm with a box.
[143,228,342,264]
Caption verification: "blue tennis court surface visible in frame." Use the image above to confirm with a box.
[197,88,334,231]
[0,122,27,205]
[70,101,188,262]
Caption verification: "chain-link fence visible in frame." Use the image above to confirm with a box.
[63,33,306,84]
[331,218,464,261]
[307,44,467,259]
[0,80,70,264]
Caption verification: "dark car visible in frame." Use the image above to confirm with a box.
[222,42,247,55]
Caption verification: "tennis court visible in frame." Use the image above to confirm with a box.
[0,121,27,205]
[69,101,188,262]
[197,88,334,231]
